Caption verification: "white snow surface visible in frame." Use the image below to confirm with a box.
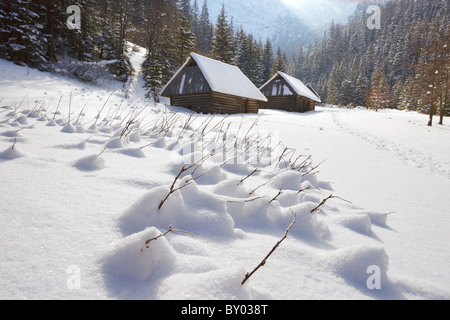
[1,49,450,300]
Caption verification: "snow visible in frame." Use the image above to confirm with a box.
[1,49,450,300]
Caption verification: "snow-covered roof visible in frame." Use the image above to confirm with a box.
[261,72,321,103]
[162,53,267,102]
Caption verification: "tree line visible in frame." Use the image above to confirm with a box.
[1,0,448,125]
[0,0,285,102]
[288,0,448,125]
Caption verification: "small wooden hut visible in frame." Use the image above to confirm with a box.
[259,72,321,113]
[161,53,267,114]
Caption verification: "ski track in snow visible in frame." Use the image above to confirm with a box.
[332,112,450,180]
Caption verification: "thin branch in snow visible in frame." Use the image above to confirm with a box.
[141,225,195,252]
[310,194,353,214]
[242,209,297,286]
[269,183,284,203]
[237,168,258,186]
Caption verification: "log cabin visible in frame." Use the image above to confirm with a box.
[259,72,321,113]
[161,53,267,114]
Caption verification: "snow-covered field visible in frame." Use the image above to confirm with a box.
[1,51,449,300]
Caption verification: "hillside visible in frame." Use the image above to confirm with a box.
[1,50,450,301]
[206,0,357,52]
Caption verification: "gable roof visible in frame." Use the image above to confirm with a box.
[161,53,267,102]
[260,72,321,103]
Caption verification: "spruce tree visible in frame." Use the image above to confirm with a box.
[197,0,213,54]
[340,80,354,106]
[211,4,234,64]
[367,68,391,111]
[142,55,163,102]
[177,14,196,66]
[273,47,287,73]
[0,0,48,70]
[262,39,274,83]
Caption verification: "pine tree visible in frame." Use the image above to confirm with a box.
[273,47,287,73]
[177,14,196,66]
[340,79,354,106]
[211,4,234,64]
[177,0,193,26]
[236,33,263,86]
[326,65,341,105]
[192,0,200,41]
[0,0,48,70]
[197,0,213,54]
[65,0,99,62]
[142,55,163,102]
[366,68,391,111]
[398,75,418,111]
[355,74,369,106]
[261,38,274,83]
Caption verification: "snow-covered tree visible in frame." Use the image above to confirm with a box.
[261,38,274,83]
[177,14,196,66]
[197,0,213,54]
[142,55,163,102]
[366,68,392,111]
[211,4,234,64]
[0,0,48,70]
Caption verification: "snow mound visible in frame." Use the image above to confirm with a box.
[119,177,235,237]
[102,227,177,281]
[118,147,146,158]
[0,146,24,160]
[73,154,105,171]
[332,214,374,235]
[1,129,22,138]
[270,170,303,190]
[324,245,389,288]
[286,202,331,240]
[61,124,76,133]
[158,266,273,300]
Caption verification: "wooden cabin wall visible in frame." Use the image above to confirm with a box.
[246,100,259,114]
[171,93,211,114]
[261,96,296,111]
[295,96,315,112]
[261,95,315,113]
[209,92,260,115]
[170,92,260,115]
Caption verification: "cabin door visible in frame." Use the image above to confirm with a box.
[240,99,248,113]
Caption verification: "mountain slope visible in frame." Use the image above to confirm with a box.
[206,0,357,51]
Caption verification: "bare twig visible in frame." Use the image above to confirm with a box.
[242,210,297,286]
[141,225,195,252]
[310,194,353,214]
[269,183,283,203]
[158,153,213,211]
[237,169,258,186]
[226,196,266,204]
[302,160,326,177]
[297,185,312,194]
